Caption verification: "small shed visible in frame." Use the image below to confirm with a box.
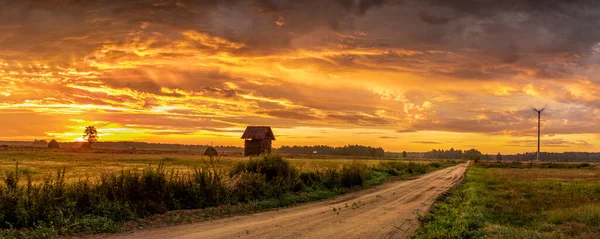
[241,126,275,156]
[47,139,60,149]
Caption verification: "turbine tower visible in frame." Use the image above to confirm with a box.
[533,107,545,161]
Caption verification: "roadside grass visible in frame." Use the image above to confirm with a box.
[0,154,457,238]
[413,163,600,239]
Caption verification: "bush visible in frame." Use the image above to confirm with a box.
[374,161,408,176]
[407,162,428,175]
[341,162,366,188]
[299,171,322,188]
[231,154,302,195]
[234,172,269,202]
[231,154,297,182]
[321,168,341,189]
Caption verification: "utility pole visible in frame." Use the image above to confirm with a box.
[534,108,545,161]
[537,110,540,161]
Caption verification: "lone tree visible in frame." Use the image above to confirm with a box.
[83,126,98,148]
[496,153,503,162]
[402,151,408,159]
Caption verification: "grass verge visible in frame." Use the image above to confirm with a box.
[413,163,600,239]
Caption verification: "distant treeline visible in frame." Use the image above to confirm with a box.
[495,152,600,162]
[421,150,600,162]
[421,148,484,161]
[423,148,465,159]
[1,140,243,153]
[61,141,243,152]
[275,145,386,157]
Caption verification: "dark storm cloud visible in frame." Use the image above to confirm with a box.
[5,0,599,68]
[340,0,600,83]
[424,0,599,17]
[0,0,391,57]
[418,11,451,25]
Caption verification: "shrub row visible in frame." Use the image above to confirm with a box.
[0,155,454,236]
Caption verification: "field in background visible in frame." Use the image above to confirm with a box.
[414,162,600,238]
[0,148,399,183]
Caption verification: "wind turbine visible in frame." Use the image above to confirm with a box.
[533,107,545,161]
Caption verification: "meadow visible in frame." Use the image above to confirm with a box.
[0,147,456,238]
[414,162,600,239]
[0,148,390,183]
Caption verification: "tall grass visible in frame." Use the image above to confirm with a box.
[0,155,454,237]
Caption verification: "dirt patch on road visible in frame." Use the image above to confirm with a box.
[103,163,468,239]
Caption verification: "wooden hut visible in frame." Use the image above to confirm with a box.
[241,126,275,156]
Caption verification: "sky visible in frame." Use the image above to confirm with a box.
[0,0,599,153]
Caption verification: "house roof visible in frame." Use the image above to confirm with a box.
[241,126,276,140]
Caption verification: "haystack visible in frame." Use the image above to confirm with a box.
[47,139,60,149]
[204,146,219,157]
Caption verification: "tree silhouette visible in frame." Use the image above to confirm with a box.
[83,126,98,148]
[402,151,407,158]
[496,153,503,162]
[463,148,483,163]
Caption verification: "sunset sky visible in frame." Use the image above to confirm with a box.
[1,0,599,153]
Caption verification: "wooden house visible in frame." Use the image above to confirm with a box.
[241,126,275,156]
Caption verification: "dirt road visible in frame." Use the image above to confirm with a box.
[107,163,468,239]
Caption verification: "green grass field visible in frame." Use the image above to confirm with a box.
[414,163,600,239]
